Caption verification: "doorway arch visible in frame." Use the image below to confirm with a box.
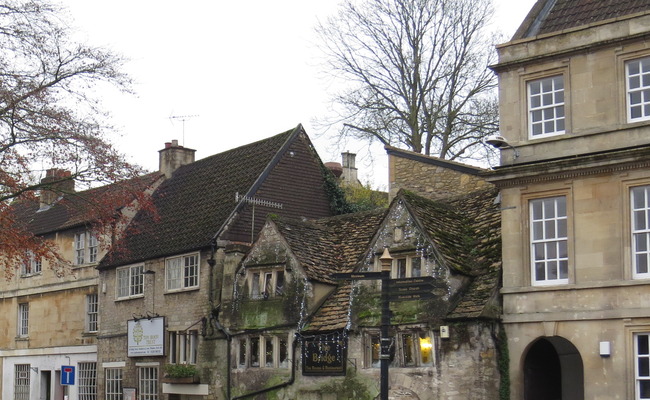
[523,336,584,400]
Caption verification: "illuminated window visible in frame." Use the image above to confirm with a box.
[365,330,433,368]
[165,253,199,291]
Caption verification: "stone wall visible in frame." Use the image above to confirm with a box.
[388,148,491,201]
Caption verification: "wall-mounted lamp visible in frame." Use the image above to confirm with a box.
[485,135,519,159]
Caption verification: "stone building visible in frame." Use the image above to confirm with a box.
[488,0,650,398]
[0,168,161,399]
[220,179,503,399]
[95,125,336,399]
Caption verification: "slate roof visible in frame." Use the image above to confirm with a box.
[306,187,501,331]
[9,172,161,236]
[402,188,502,319]
[100,127,299,268]
[516,0,650,39]
[274,209,387,285]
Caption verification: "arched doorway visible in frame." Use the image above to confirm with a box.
[523,336,584,400]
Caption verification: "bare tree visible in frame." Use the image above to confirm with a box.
[0,0,149,275]
[317,0,499,162]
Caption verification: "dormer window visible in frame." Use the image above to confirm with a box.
[528,75,565,138]
[626,56,650,122]
[390,254,423,279]
[248,268,285,299]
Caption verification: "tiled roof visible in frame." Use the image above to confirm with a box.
[100,127,298,268]
[9,172,161,235]
[517,0,650,39]
[402,188,501,319]
[307,284,353,332]
[306,188,501,331]
[274,209,387,285]
[401,188,501,277]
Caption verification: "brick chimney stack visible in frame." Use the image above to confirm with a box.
[39,168,75,209]
[158,140,196,178]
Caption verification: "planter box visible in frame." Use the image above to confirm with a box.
[161,376,200,384]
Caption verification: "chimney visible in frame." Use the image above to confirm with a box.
[39,168,74,209]
[158,140,196,178]
[341,151,361,186]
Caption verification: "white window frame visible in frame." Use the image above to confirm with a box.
[235,334,290,369]
[627,56,650,123]
[75,231,99,266]
[20,252,41,276]
[168,330,198,364]
[17,303,29,337]
[104,368,123,400]
[365,329,434,368]
[632,186,650,279]
[116,264,144,300]
[391,254,424,279]
[247,268,286,299]
[86,294,99,333]
[138,366,158,400]
[14,364,30,400]
[636,333,650,399]
[528,75,565,138]
[78,362,97,400]
[530,196,569,286]
[165,253,200,292]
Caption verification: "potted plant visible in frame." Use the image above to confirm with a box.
[162,364,199,384]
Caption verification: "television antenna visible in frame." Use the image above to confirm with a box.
[169,114,199,145]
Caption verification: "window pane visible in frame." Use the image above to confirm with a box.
[402,334,416,366]
[637,254,648,274]
[641,358,650,377]
[419,332,433,366]
[642,335,650,355]
[279,338,288,368]
[251,273,260,298]
[265,337,274,367]
[371,335,380,368]
[239,340,247,367]
[411,257,421,277]
[275,271,285,296]
[251,337,260,367]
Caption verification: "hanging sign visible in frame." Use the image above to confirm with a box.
[302,332,347,376]
[128,316,164,357]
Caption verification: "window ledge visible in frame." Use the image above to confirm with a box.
[502,278,650,294]
[164,287,200,295]
[115,295,144,302]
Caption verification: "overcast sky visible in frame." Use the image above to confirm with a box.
[63,0,537,189]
